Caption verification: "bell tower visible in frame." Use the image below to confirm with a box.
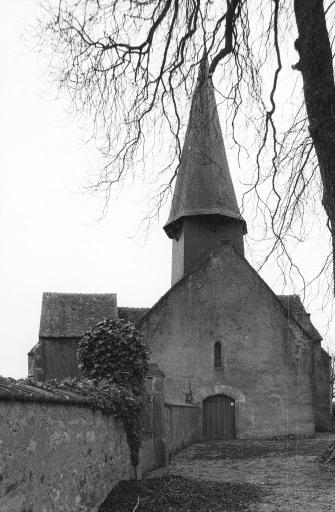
[164,59,247,286]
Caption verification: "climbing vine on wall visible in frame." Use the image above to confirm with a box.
[77,318,149,465]
[77,319,149,393]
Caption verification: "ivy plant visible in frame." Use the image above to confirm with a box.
[77,318,149,466]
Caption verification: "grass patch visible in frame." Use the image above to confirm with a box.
[99,474,263,512]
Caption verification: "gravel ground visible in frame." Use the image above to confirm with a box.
[148,434,335,512]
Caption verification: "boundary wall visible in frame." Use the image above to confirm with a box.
[0,372,202,511]
[0,379,132,512]
[164,403,200,457]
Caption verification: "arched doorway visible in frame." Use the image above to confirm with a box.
[203,394,235,439]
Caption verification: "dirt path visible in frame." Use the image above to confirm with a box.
[148,435,335,511]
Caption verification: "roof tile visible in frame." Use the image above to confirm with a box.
[118,307,150,325]
[39,292,117,337]
[277,294,322,341]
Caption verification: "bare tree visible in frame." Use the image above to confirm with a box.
[37,0,335,293]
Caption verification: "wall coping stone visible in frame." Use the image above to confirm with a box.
[0,376,108,411]
[165,402,200,408]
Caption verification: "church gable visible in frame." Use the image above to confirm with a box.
[140,242,315,438]
[141,242,315,353]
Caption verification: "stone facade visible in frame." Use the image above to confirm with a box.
[139,243,318,438]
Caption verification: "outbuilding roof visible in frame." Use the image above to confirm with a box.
[39,292,117,338]
[164,58,246,238]
[118,307,150,325]
[277,294,322,342]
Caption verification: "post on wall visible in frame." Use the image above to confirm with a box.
[146,363,167,468]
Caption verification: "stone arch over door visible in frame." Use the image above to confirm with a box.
[195,384,245,439]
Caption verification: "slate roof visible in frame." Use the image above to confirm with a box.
[39,292,117,338]
[164,58,246,238]
[118,307,150,325]
[277,295,305,317]
[277,294,322,342]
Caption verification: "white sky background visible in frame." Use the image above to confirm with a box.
[0,1,334,379]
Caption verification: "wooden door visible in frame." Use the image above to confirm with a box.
[203,394,235,439]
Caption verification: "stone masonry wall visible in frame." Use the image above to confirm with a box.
[164,404,200,456]
[0,399,132,512]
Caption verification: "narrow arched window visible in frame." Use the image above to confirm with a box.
[214,341,222,368]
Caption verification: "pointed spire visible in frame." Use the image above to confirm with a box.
[164,57,246,238]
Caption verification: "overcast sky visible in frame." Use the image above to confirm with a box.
[1,1,334,379]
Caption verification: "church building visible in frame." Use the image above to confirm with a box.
[28,60,333,439]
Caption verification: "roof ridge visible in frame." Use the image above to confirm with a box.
[43,292,116,296]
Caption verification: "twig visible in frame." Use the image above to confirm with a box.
[133,495,140,512]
